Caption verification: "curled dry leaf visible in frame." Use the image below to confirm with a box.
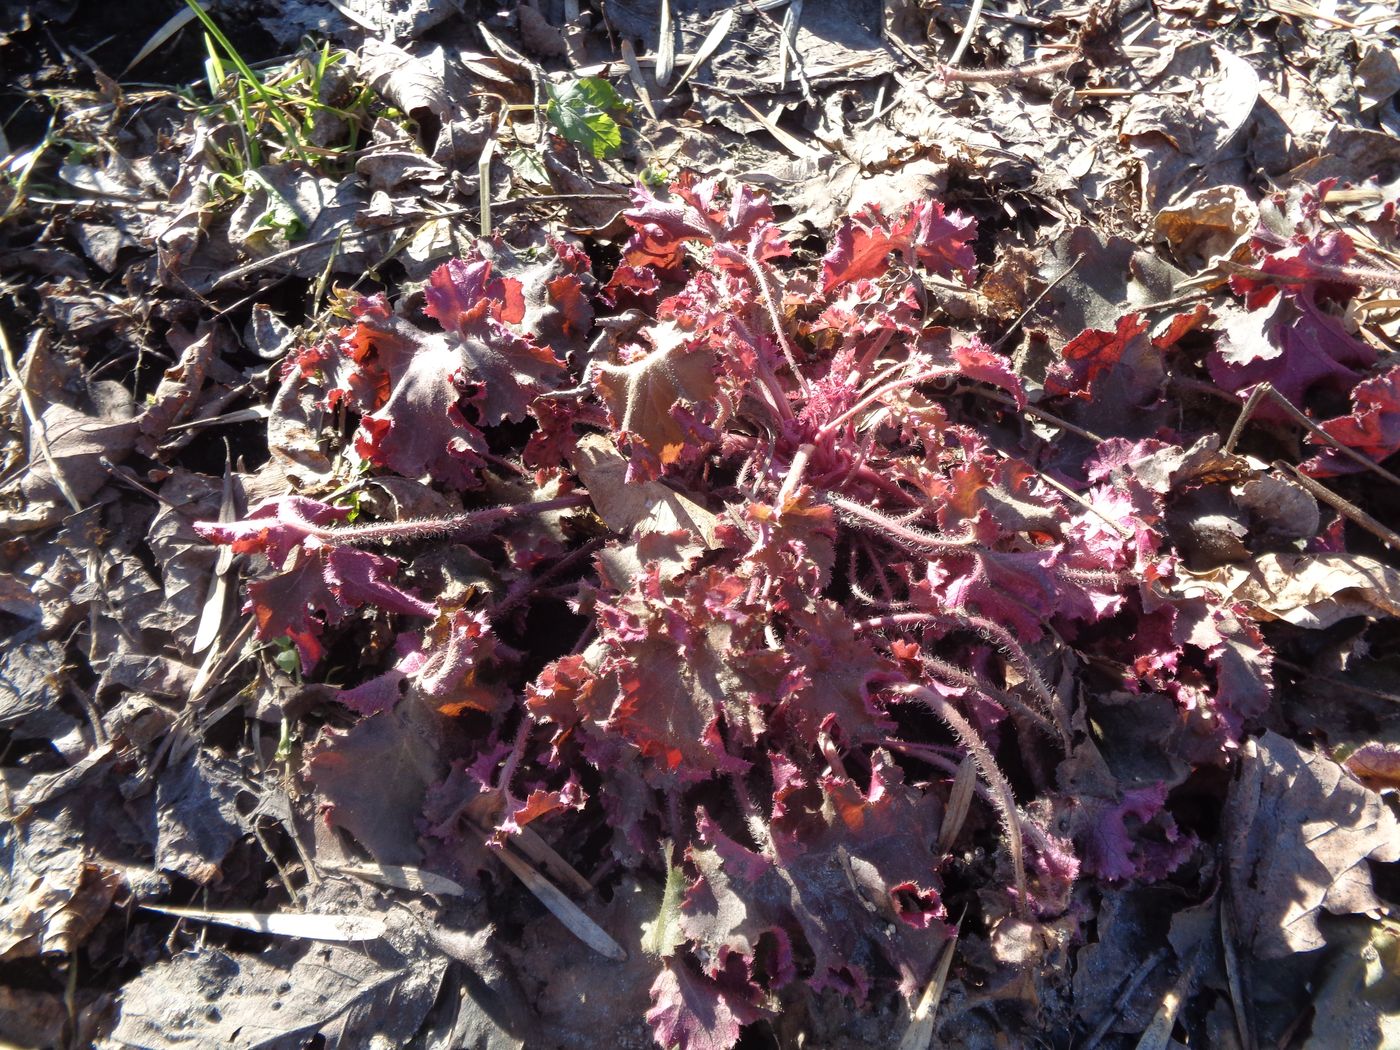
[1179,552,1400,628]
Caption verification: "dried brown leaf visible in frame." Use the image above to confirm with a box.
[1225,731,1400,960]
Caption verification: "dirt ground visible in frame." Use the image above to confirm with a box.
[2,0,1399,1047]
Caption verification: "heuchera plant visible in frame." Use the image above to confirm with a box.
[196,173,1313,1047]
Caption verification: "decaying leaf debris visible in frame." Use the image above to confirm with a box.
[1,0,1399,1047]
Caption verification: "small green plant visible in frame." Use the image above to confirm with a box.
[271,637,301,677]
[181,1,373,194]
[640,161,670,188]
[545,77,629,159]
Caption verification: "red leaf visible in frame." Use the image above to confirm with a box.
[1303,365,1400,475]
[953,338,1026,409]
[197,497,435,673]
[773,600,894,742]
[194,495,346,563]
[822,199,977,293]
[1209,294,1375,420]
[646,956,761,1050]
[1046,313,1163,412]
[340,609,500,716]
[423,257,525,329]
[497,778,586,835]
[1229,228,1358,309]
[592,320,721,480]
[423,258,567,426]
[1075,782,1194,882]
[621,174,778,272]
[922,547,1065,641]
[354,338,488,488]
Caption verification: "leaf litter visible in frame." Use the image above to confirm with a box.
[1,0,1400,1047]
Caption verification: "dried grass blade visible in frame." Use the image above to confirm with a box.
[479,135,496,237]
[656,0,676,87]
[124,2,203,74]
[937,754,978,854]
[192,456,236,653]
[492,845,627,960]
[620,39,657,119]
[329,862,467,896]
[141,904,386,942]
[674,9,735,91]
[897,918,960,1049]
[732,96,824,159]
[511,826,595,895]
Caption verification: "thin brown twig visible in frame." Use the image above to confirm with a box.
[1274,461,1400,555]
[0,324,82,513]
[1223,381,1400,488]
[941,49,1081,84]
[960,385,1108,443]
[991,251,1086,351]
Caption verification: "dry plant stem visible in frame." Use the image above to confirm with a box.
[281,493,589,546]
[1219,897,1256,1050]
[894,684,1030,917]
[488,841,628,961]
[745,249,811,396]
[210,195,627,289]
[853,327,895,375]
[940,49,1080,84]
[948,0,986,66]
[1274,658,1400,704]
[1080,947,1172,1050]
[982,438,1133,539]
[1223,381,1400,487]
[820,367,952,437]
[1275,461,1400,554]
[829,494,980,554]
[0,325,82,513]
[733,317,794,421]
[964,385,1108,443]
[494,537,606,619]
[776,443,814,505]
[991,252,1086,351]
[1038,473,1134,539]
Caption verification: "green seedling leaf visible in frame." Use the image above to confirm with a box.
[272,637,300,676]
[546,77,627,159]
[243,169,306,240]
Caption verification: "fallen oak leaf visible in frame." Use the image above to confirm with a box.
[1177,552,1400,628]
